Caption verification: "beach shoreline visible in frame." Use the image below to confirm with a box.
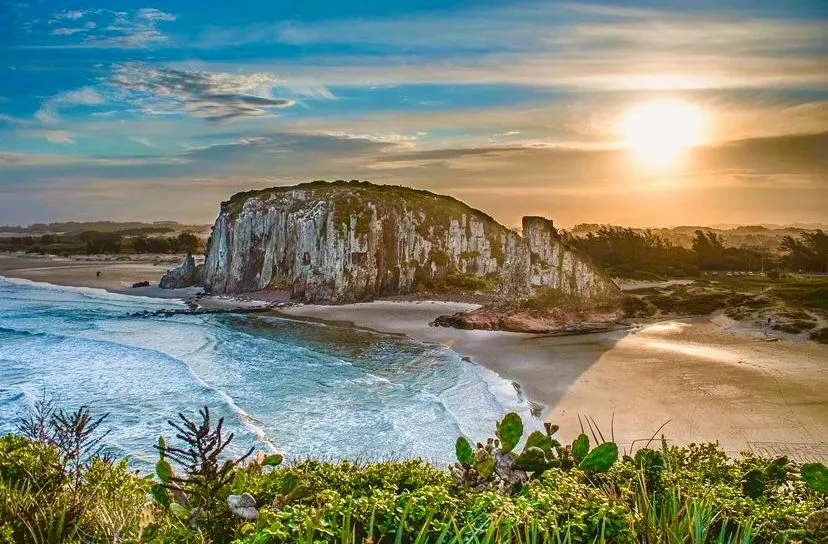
[2,253,826,460]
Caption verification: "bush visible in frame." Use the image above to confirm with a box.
[521,288,619,314]
[443,273,497,293]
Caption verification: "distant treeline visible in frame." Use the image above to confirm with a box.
[0,230,204,255]
[0,220,210,235]
[569,222,824,254]
[568,226,827,279]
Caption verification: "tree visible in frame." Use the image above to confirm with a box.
[79,231,122,254]
[780,230,828,272]
[176,232,201,254]
[568,226,698,278]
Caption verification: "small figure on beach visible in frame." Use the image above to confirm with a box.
[96,271,101,277]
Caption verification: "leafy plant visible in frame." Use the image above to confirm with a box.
[153,407,255,534]
[451,412,618,496]
[802,462,828,494]
[18,399,111,487]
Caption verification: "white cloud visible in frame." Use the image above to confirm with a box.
[44,130,76,144]
[136,8,176,23]
[112,65,305,121]
[52,10,87,21]
[129,136,156,147]
[35,87,105,123]
[43,7,176,49]
[51,27,87,36]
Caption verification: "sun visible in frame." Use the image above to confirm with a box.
[620,99,704,168]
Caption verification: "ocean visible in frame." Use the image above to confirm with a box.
[0,276,540,469]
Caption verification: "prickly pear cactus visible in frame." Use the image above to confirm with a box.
[451,413,620,496]
[802,463,828,494]
[496,413,523,454]
[572,434,589,463]
[578,442,618,474]
[455,436,474,466]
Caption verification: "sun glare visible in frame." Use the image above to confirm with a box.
[620,99,704,168]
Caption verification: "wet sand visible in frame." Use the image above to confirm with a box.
[281,302,828,460]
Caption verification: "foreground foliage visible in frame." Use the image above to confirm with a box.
[1,406,826,543]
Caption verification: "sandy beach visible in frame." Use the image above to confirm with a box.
[0,253,195,298]
[3,253,826,461]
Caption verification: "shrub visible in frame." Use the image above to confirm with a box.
[444,273,497,293]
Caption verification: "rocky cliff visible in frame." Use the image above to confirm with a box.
[203,180,616,303]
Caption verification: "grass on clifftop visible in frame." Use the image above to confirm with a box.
[2,402,826,543]
[222,180,501,227]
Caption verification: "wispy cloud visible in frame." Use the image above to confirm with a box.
[35,87,105,123]
[0,152,184,167]
[112,65,303,121]
[129,136,156,148]
[191,3,827,91]
[41,7,176,49]
[43,130,75,144]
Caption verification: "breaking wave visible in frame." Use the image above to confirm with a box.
[0,276,539,469]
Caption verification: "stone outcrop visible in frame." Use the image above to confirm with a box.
[432,307,623,334]
[203,180,616,303]
[159,254,202,289]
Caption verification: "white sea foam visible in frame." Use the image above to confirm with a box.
[0,279,543,469]
[0,275,185,306]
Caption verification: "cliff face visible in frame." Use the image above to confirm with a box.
[203,181,616,303]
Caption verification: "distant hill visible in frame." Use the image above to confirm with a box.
[0,221,212,235]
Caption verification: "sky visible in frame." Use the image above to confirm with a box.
[1,0,826,228]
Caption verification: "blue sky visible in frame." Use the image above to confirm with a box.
[1,0,826,226]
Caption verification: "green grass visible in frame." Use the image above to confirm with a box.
[520,288,620,314]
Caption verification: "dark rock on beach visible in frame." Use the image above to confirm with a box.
[159,254,203,289]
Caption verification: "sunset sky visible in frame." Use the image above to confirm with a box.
[1,0,826,228]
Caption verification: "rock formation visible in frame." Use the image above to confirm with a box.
[203,180,616,303]
[159,254,202,289]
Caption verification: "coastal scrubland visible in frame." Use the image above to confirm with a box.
[566,227,827,280]
[1,403,826,543]
[622,275,828,343]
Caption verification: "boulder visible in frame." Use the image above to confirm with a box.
[159,255,202,289]
[227,493,259,520]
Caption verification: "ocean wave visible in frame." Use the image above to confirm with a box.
[1,278,543,467]
[0,275,184,306]
[0,319,277,454]
[0,325,47,338]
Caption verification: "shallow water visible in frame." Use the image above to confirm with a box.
[0,276,540,470]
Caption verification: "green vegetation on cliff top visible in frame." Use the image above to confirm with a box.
[222,180,503,230]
